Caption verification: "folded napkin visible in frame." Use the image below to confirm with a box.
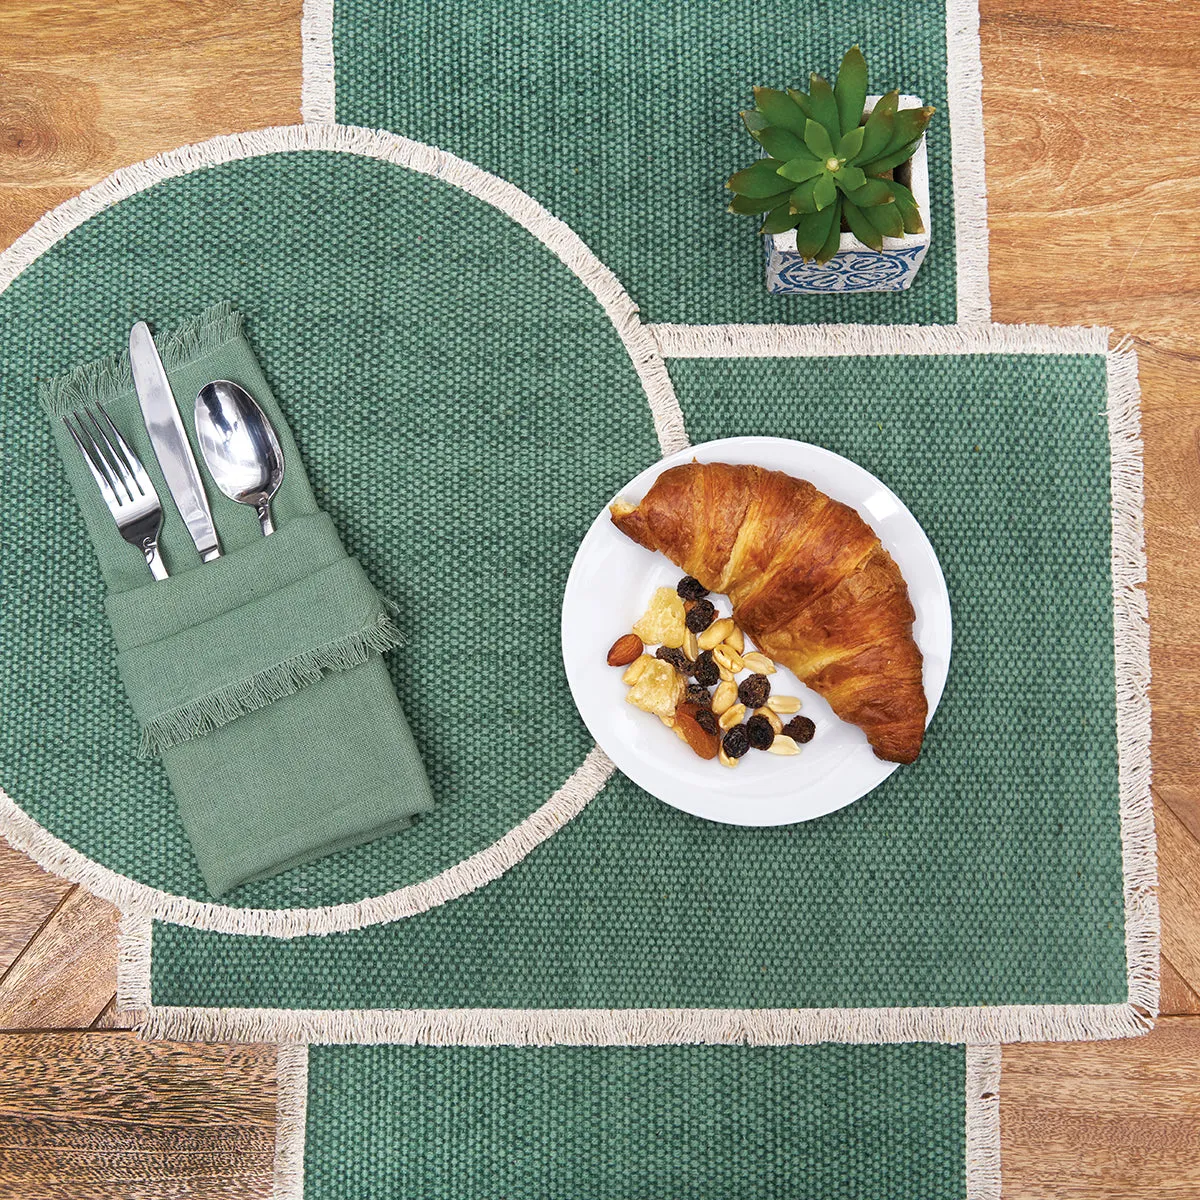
[41,304,433,897]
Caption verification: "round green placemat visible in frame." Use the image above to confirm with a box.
[0,132,662,910]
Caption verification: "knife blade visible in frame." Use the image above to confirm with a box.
[128,321,222,562]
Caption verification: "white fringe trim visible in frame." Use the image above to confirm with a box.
[649,321,1109,359]
[1106,337,1159,1022]
[946,0,992,323]
[5,747,615,940]
[300,0,335,124]
[135,999,1158,1047]
[273,1044,309,1200]
[965,1045,1001,1200]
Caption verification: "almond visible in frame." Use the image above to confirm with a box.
[607,633,644,667]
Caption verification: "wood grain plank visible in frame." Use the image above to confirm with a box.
[1002,1017,1200,1199]
[1155,800,1200,998]
[0,888,118,1030]
[0,841,71,975]
[1159,956,1200,1017]
[0,0,302,248]
[0,1032,276,1200]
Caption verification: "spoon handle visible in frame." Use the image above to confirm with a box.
[257,503,275,537]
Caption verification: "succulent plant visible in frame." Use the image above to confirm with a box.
[726,46,935,263]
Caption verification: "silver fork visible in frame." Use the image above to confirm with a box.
[64,405,168,581]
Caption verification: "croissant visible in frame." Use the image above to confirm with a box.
[611,462,927,764]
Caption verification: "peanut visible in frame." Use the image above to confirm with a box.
[711,680,738,715]
[718,703,747,730]
[713,644,745,674]
[767,734,800,755]
[725,625,745,654]
[718,744,739,768]
[767,695,802,715]
[741,651,776,675]
[697,617,735,651]
[755,706,783,734]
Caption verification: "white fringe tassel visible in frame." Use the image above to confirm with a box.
[1106,336,1159,1023]
[300,0,335,124]
[965,1045,1001,1200]
[273,1044,309,1200]
[136,998,1155,1047]
[946,0,992,323]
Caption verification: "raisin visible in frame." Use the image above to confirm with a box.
[685,598,717,633]
[684,684,712,709]
[745,714,775,751]
[738,673,771,710]
[694,708,719,735]
[722,726,750,759]
[676,575,709,602]
[783,715,816,744]
[693,651,720,687]
[655,645,694,675]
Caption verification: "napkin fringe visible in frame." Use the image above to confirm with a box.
[138,611,404,756]
[39,302,244,417]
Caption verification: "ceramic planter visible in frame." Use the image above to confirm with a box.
[764,94,931,295]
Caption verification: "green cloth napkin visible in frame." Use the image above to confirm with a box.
[40,304,433,897]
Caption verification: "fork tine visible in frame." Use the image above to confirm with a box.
[64,416,121,511]
[83,407,136,501]
[93,403,150,496]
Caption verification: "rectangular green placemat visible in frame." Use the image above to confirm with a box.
[126,330,1153,1048]
[326,0,989,325]
[275,1043,1000,1200]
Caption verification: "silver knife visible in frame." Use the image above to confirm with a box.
[128,321,222,562]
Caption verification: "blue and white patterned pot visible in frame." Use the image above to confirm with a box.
[764,95,931,295]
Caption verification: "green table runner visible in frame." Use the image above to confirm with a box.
[330,0,986,325]
[283,1043,998,1200]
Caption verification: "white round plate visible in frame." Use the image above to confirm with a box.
[561,436,952,826]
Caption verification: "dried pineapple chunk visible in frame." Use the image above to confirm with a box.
[632,587,686,649]
[625,659,684,719]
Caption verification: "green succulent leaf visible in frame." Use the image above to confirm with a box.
[788,177,820,213]
[776,156,824,183]
[813,172,837,210]
[864,197,906,238]
[887,181,925,233]
[803,118,835,162]
[794,203,837,261]
[740,109,770,135]
[862,140,923,176]
[815,197,844,263]
[760,203,802,235]
[726,158,793,198]
[808,73,841,144]
[758,127,809,161]
[859,90,898,160]
[837,125,865,162]
[842,198,885,251]
[728,192,794,214]
[844,178,895,207]
[883,106,935,155]
[834,165,866,192]
[834,45,868,136]
[752,86,809,135]
[786,88,814,118]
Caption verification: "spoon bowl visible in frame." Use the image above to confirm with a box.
[195,381,285,536]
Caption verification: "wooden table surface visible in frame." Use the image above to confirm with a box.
[1,1,1199,1196]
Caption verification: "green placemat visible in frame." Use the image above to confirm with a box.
[279,1042,997,1200]
[330,0,987,325]
[134,337,1150,1043]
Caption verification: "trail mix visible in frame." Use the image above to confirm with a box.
[606,576,815,768]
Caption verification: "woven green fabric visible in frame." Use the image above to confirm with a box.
[334,0,957,324]
[149,348,1127,1011]
[0,150,658,908]
[37,308,432,896]
[304,1043,968,1200]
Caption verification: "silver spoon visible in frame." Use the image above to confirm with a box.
[195,380,285,536]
